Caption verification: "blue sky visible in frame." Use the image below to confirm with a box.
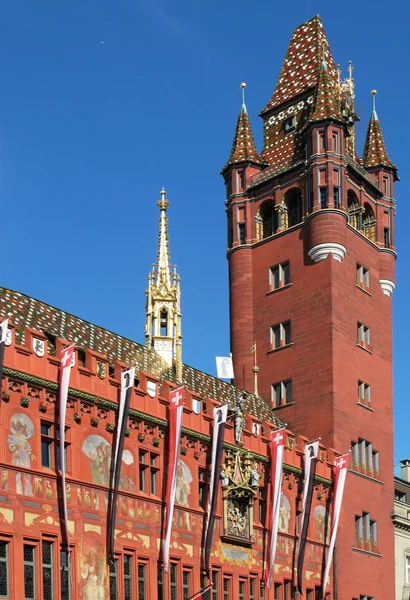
[1,0,409,470]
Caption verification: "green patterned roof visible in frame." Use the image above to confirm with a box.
[0,286,281,426]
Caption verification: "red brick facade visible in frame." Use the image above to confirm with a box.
[224,15,397,600]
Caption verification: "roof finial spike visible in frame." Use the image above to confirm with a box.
[320,40,327,71]
[371,89,378,121]
[158,187,169,212]
[336,64,341,84]
[240,82,247,113]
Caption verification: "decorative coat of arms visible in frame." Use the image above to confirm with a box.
[252,422,261,438]
[96,361,106,379]
[33,338,45,357]
[147,381,157,398]
[5,329,12,346]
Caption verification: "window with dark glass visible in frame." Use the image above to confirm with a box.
[157,565,164,600]
[0,541,9,599]
[170,563,177,600]
[357,323,371,351]
[358,380,371,408]
[109,560,118,600]
[137,562,146,600]
[238,223,246,245]
[274,582,281,600]
[239,580,246,600]
[42,541,53,600]
[139,451,159,496]
[260,202,278,239]
[395,490,406,502]
[77,348,86,367]
[122,554,132,600]
[351,439,379,479]
[250,577,256,600]
[223,577,231,600]
[212,571,219,600]
[284,580,292,600]
[183,570,191,600]
[260,583,265,600]
[287,190,303,227]
[356,264,370,292]
[24,544,36,600]
[272,380,292,407]
[199,469,207,509]
[320,187,328,209]
[269,261,290,290]
[270,321,291,349]
[60,549,70,600]
[41,422,69,472]
[333,187,340,208]
[355,512,378,552]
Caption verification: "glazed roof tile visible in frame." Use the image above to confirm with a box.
[261,15,338,115]
[362,110,396,171]
[223,104,264,172]
[0,287,281,426]
[309,59,341,123]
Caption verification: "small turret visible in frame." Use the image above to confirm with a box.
[363,90,397,175]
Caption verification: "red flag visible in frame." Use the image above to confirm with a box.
[59,345,75,544]
[322,453,349,598]
[163,386,184,571]
[266,427,285,588]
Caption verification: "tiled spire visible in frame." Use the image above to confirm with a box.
[261,15,338,115]
[309,43,341,123]
[222,83,263,172]
[362,91,396,170]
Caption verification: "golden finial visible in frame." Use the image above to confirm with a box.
[371,89,377,95]
[157,187,170,211]
[371,90,378,120]
[336,64,341,84]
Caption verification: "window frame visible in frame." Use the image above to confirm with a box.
[356,264,370,292]
[23,542,37,600]
[270,321,291,350]
[0,538,10,600]
[271,380,292,407]
[357,322,371,351]
[358,380,371,408]
[269,261,290,291]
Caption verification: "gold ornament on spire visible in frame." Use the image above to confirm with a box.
[145,189,182,381]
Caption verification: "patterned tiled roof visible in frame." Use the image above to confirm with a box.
[362,108,396,171]
[222,104,263,172]
[261,15,337,115]
[309,59,341,123]
[0,287,281,425]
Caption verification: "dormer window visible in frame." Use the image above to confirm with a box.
[285,116,296,133]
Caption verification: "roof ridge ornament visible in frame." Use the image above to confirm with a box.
[371,89,378,121]
[240,82,247,113]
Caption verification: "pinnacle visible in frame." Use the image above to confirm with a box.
[309,59,341,123]
[222,104,263,173]
[362,94,396,171]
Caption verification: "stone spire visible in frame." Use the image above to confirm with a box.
[362,90,396,171]
[145,189,182,381]
[222,83,263,173]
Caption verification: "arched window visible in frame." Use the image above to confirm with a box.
[363,203,376,242]
[286,189,303,227]
[259,201,278,239]
[348,191,360,229]
[160,310,168,337]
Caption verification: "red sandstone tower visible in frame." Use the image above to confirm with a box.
[223,16,397,600]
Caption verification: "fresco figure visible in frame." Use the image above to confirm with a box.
[7,414,35,495]
[82,436,112,485]
[278,492,291,533]
[80,547,105,600]
[175,460,192,506]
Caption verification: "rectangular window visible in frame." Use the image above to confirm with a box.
[272,380,292,407]
[42,541,53,600]
[41,423,53,468]
[406,556,410,584]
[223,577,231,600]
[356,264,370,292]
[110,559,118,600]
[320,187,328,209]
[0,541,9,599]
[384,227,391,248]
[284,580,292,600]
[260,583,265,600]
[307,590,314,600]
[24,544,36,600]
[396,490,406,502]
[157,565,164,600]
[358,380,371,408]
[183,570,191,600]
[199,469,207,509]
[239,580,246,600]
[41,422,69,472]
[228,210,233,247]
[351,439,379,478]
[274,583,282,600]
[357,323,371,350]
[238,223,246,245]
[308,173,313,212]
[139,451,159,496]
[318,131,326,153]
[212,571,219,600]
[383,175,391,197]
[269,262,290,290]
[270,321,291,349]
[170,563,177,600]
[124,555,133,600]
[60,549,71,600]
[331,131,340,153]
[354,513,378,552]
[250,578,256,600]
[333,187,340,208]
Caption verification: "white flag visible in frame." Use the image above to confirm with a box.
[216,356,234,379]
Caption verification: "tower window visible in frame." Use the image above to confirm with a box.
[0,540,10,598]
[351,439,379,479]
[160,311,168,337]
[286,190,303,227]
[270,321,291,349]
[269,261,290,290]
[358,380,371,408]
[357,323,371,351]
[259,201,278,239]
[383,210,391,248]
[272,380,292,407]
[284,116,296,133]
[331,130,340,153]
[238,223,246,245]
[382,175,391,197]
[319,187,328,209]
[356,264,370,291]
[354,512,378,553]
[318,131,326,153]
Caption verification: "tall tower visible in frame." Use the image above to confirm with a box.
[223,16,397,599]
[145,188,182,381]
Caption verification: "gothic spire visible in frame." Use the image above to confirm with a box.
[362,90,396,172]
[222,83,263,173]
[145,189,182,380]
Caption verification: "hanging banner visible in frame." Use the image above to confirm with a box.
[109,367,135,560]
[188,584,213,600]
[215,356,234,379]
[59,345,75,544]
[0,318,9,387]
[297,440,319,593]
[163,386,185,572]
[204,404,228,573]
[266,427,286,588]
[322,453,349,599]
